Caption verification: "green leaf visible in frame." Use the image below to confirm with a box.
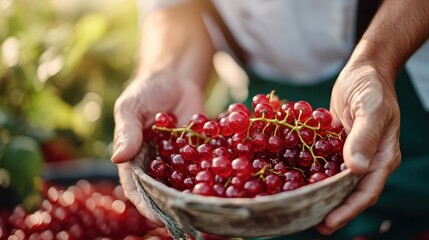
[1,135,42,197]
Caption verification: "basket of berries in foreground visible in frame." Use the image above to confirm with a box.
[131,91,361,239]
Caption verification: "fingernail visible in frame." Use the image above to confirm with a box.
[353,153,370,171]
[111,142,123,162]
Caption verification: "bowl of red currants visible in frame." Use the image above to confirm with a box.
[131,91,361,238]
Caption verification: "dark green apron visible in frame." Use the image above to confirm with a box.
[244,69,429,240]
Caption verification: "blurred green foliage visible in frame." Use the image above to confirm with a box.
[0,0,139,204]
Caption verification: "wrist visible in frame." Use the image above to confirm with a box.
[347,40,399,86]
[348,0,429,85]
[135,2,215,88]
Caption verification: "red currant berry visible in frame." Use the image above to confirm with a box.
[254,103,274,119]
[195,170,215,186]
[212,156,232,178]
[324,162,340,177]
[169,171,184,189]
[252,93,269,108]
[209,136,228,148]
[231,157,252,179]
[213,183,226,197]
[297,150,313,167]
[157,140,176,158]
[190,113,209,133]
[299,128,315,145]
[294,101,313,122]
[312,108,333,130]
[249,120,265,134]
[251,132,267,152]
[314,139,332,158]
[166,112,178,128]
[180,145,197,161]
[283,181,302,191]
[281,148,298,166]
[227,103,250,116]
[308,172,328,184]
[310,161,323,173]
[174,137,187,149]
[192,182,214,196]
[273,162,287,174]
[219,117,233,137]
[149,159,168,179]
[283,131,299,148]
[197,144,213,161]
[265,174,283,194]
[212,147,230,158]
[328,153,343,164]
[203,121,220,138]
[154,112,170,127]
[171,154,186,172]
[234,140,255,159]
[284,170,304,184]
[329,137,343,153]
[186,163,201,177]
[225,185,244,198]
[227,111,250,134]
[200,160,212,170]
[252,158,268,172]
[280,102,296,124]
[340,162,348,171]
[244,179,264,197]
[267,135,283,153]
[268,95,281,111]
[230,133,248,146]
[183,177,195,190]
[231,176,245,189]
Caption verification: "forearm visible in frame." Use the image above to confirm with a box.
[136,2,216,88]
[350,0,429,81]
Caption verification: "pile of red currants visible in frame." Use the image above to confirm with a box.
[144,91,347,198]
[0,180,170,240]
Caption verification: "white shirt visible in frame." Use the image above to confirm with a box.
[211,0,358,85]
[140,0,429,111]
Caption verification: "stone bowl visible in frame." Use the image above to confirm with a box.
[131,145,361,238]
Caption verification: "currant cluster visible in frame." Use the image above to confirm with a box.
[0,180,171,240]
[144,91,347,198]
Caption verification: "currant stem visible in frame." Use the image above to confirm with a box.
[153,126,208,144]
[268,90,276,102]
[290,167,306,177]
[224,177,232,188]
[250,117,295,130]
[252,165,267,180]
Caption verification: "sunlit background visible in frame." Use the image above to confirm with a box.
[0,0,247,207]
[0,0,139,204]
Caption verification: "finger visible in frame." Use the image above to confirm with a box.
[343,113,383,174]
[112,97,145,164]
[173,81,205,126]
[118,162,164,226]
[144,227,171,240]
[316,122,400,235]
[315,168,389,235]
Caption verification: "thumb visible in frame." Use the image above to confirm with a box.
[343,114,382,175]
[112,105,144,164]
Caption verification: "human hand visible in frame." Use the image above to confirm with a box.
[111,70,205,226]
[315,62,402,234]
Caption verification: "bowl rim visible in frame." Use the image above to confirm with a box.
[131,148,358,206]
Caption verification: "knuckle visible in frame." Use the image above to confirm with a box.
[353,85,383,111]
[113,95,128,116]
[392,148,402,171]
[368,194,379,207]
